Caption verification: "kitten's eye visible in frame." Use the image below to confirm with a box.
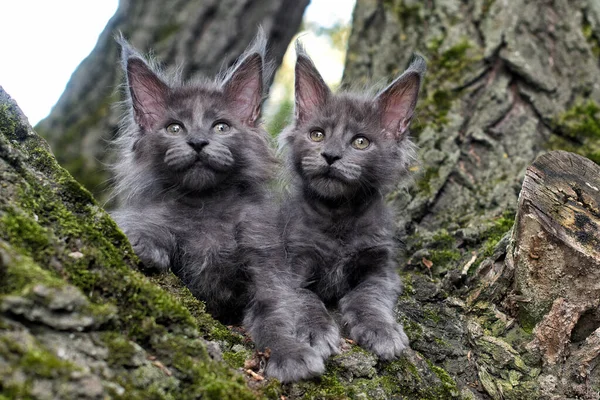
[166,123,183,135]
[213,122,230,134]
[309,130,325,142]
[351,136,370,150]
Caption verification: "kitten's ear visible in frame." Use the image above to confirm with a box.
[376,55,426,140]
[294,42,331,123]
[117,36,169,132]
[222,53,263,127]
[222,29,268,127]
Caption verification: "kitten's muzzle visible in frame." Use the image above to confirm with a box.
[321,152,341,165]
[187,138,209,153]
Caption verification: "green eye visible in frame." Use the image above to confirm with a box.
[213,122,231,134]
[166,123,183,135]
[309,130,325,142]
[351,136,370,150]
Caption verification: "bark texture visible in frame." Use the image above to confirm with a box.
[35,0,308,201]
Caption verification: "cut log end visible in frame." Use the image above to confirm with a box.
[510,151,600,365]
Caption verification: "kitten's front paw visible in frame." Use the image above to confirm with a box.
[164,144,197,170]
[129,234,170,271]
[298,320,341,359]
[350,322,409,360]
[266,345,325,383]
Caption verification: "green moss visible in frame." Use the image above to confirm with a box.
[400,273,415,297]
[416,166,440,195]
[400,318,424,341]
[413,228,462,274]
[432,230,455,248]
[582,17,600,58]
[171,351,256,400]
[549,99,600,164]
[481,210,515,258]
[386,0,422,24]
[0,103,26,142]
[1,212,51,257]
[18,347,76,379]
[102,332,140,367]
[554,100,600,140]
[424,307,442,324]
[413,38,482,134]
[0,329,78,392]
[222,348,251,369]
[380,356,460,399]
[299,368,347,399]
[0,242,59,295]
[427,361,460,397]
[385,356,421,379]
[430,249,461,266]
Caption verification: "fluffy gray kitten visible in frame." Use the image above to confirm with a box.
[274,44,425,367]
[110,32,279,324]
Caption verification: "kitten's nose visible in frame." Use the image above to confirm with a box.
[321,152,341,165]
[187,138,209,152]
[321,152,342,165]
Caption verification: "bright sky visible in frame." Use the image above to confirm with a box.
[0,0,354,126]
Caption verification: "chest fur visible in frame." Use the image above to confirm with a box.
[286,219,393,303]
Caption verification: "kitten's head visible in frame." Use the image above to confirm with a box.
[114,31,275,202]
[280,44,424,201]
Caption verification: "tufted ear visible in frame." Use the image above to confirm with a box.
[124,57,170,131]
[222,52,264,127]
[375,55,426,140]
[294,42,331,123]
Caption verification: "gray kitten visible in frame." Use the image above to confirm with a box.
[110,32,279,324]
[275,45,425,364]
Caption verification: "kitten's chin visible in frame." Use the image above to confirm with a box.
[180,167,226,192]
[307,176,357,199]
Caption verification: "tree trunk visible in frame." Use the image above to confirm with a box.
[35,0,308,202]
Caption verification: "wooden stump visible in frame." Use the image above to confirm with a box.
[508,151,600,368]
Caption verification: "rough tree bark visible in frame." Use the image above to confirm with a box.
[35,0,309,201]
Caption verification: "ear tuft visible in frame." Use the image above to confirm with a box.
[376,54,426,140]
[117,36,169,131]
[222,30,267,127]
[294,41,331,123]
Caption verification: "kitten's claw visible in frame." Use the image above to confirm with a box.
[350,322,409,360]
[164,145,197,170]
[266,345,325,383]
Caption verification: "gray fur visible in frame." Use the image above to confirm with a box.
[110,31,281,324]
[273,46,425,370]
